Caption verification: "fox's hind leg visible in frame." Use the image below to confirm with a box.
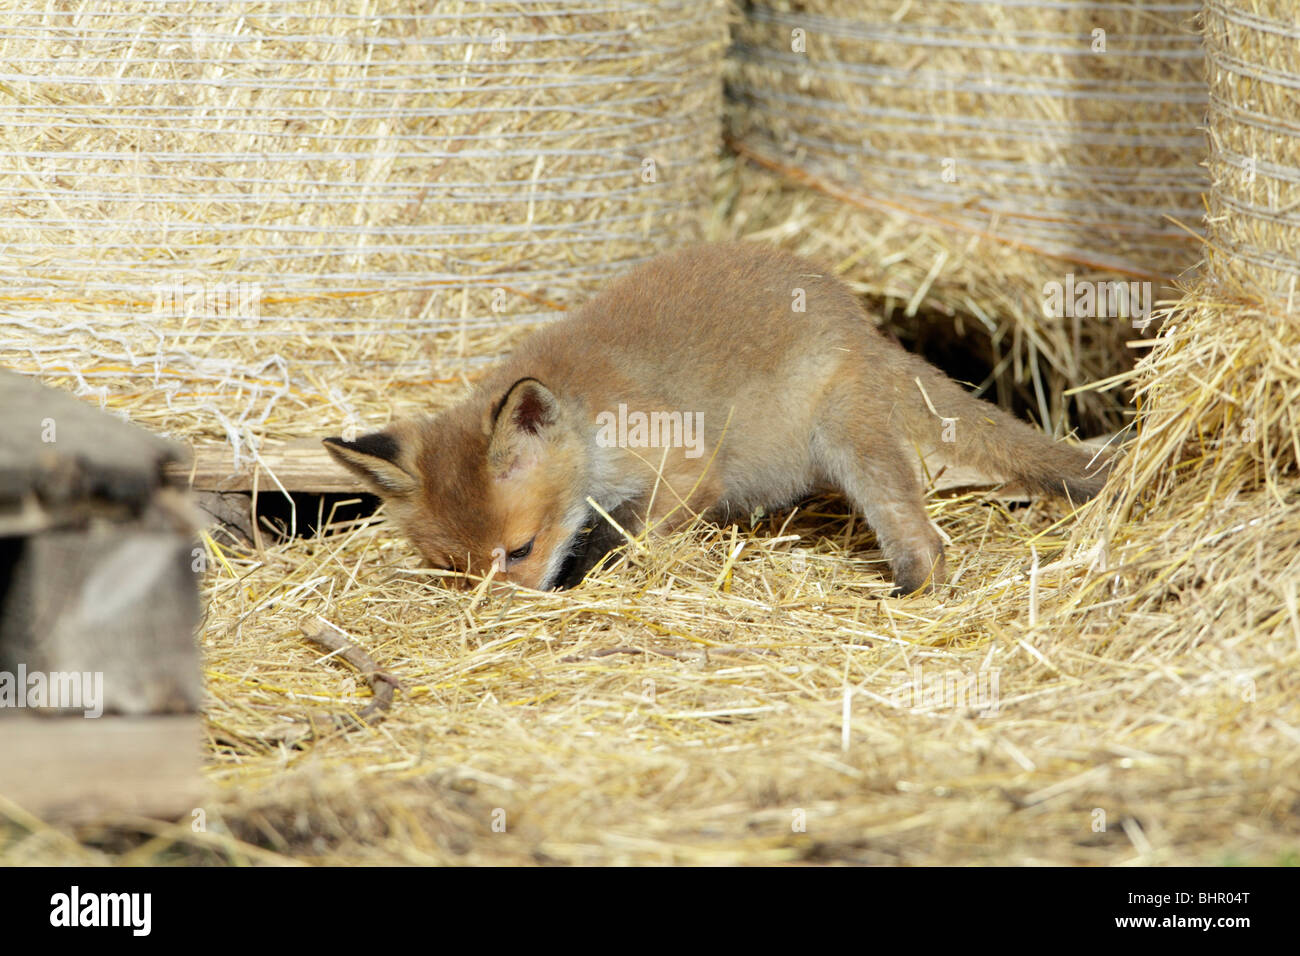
[812,423,946,595]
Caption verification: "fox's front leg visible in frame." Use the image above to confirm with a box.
[640,466,726,537]
[565,453,722,582]
[591,451,725,542]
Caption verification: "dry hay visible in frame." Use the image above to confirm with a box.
[2,467,1294,865]
[724,0,1210,434]
[4,4,1300,869]
[5,296,1298,863]
[0,0,727,465]
[1081,0,1300,589]
[1063,1,1300,700]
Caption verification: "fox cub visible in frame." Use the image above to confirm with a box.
[324,243,1108,594]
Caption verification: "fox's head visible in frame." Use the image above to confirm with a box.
[323,378,610,591]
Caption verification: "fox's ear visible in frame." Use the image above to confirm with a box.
[487,378,560,479]
[322,430,418,497]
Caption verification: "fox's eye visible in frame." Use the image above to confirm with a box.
[508,539,534,563]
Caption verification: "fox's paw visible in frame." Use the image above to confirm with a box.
[889,545,947,597]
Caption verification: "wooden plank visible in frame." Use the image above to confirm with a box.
[166,438,360,494]
[0,715,202,823]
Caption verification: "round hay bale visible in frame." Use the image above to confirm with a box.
[1065,2,1299,644]
[0,1,727,460]
[725,0,1210,432]
[1101,0,1300,507]
[1203,0,1300,299]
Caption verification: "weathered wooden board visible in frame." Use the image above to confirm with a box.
[0,715,202,823]
[164,426,1115,504]
[165,438,357,494]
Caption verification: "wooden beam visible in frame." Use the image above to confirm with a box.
[165,438,363,494]
[0,715,202,823]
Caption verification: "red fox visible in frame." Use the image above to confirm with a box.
[324,243,1109,595]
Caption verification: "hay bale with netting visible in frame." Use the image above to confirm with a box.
[1071,0,1300,586]
[1202,0,1300,299]
[0,0,727,472]
[1043,0,1300,865]
[724,0,1209,433]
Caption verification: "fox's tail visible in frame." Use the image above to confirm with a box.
[899,352,1111,501]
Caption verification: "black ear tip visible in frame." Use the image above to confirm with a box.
[321,436,350,454]
[325,430,402,464]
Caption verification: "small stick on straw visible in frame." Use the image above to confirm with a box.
[299,618,403,728]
